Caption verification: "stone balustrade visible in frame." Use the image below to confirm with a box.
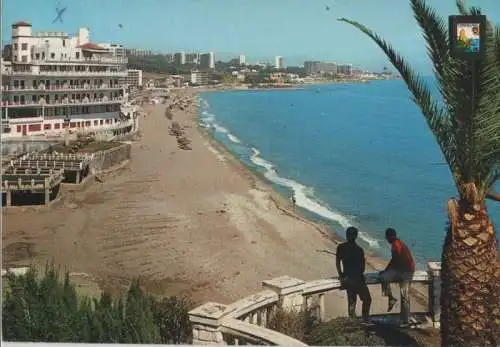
[189,261,441,345]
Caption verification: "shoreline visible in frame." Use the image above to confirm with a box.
[189,89,430,305]
[2,88,428,318]
[192,90,388,268]
[193,87,432,268]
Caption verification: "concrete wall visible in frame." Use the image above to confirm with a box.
[90,142,131,172]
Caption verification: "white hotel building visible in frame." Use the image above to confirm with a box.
[1,21,137,139]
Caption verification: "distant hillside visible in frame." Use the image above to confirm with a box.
[127,55,175,74]
[127,55,199,74]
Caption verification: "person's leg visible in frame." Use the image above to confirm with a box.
[380,269,398,311]
[358,281,372,322]
[346,288,357,319]
[400,277,411,324]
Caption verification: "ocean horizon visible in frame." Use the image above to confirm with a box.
[198,80,500,268]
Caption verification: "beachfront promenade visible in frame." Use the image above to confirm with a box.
[189,262,441,345]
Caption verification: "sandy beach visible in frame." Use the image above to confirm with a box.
[2,88,426,318]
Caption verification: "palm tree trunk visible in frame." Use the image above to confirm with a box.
[441,198,500,346]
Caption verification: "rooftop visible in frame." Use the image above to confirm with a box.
[12,21,32,28]
[78,43,107,51]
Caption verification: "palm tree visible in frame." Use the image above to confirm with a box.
[339,0,500,345]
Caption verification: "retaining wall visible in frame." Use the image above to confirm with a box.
[90,143,132,173]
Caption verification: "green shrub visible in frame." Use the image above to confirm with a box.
[2,264,192,344]
[152,296,193,344]
[306,317,428,346]
[306,317,385,346]
[266,304,317,341]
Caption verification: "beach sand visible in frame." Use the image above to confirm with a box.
[2,88,426,319]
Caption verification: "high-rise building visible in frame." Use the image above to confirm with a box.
[239,55,246,65]
[336,64,353,75]
[164,53,174,63]
[274,56,284,69]
[304,61,337,75]
[200,52,215,69]
[185,52,200,64]
[174,51,186,65]
[1,21,135,139]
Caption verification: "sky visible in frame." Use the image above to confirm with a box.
[2,0,500,72]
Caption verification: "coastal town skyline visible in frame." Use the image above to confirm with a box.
[1,19,364,71]
[3,0,500,73]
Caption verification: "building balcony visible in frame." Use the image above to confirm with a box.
[1,97,124,108]
[32,56,128,65]
[2,84,123,92]
[7,70,127,77]
[5,116,44,124]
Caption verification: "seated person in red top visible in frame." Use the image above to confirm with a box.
[379,227,415,324]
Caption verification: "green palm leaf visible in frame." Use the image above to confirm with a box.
[339,0,500,200]
[336,16,456,184]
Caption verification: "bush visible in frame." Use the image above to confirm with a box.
[152,296,193,344]
[306,317,385,346]
[2,264,193,344]
[306,317,426,346]
[266,304,317,341]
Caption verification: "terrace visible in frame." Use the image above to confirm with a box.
[188,262,441,345]
[15,152,93,184]
[1,169,63,206]
[1,153,94,207]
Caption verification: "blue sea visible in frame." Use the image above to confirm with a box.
[198,80,500,268]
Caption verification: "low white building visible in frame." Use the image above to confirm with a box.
[99,43,126,58]
[125,69,143,87]
[190,70,209,85]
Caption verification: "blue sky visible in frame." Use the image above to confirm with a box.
[2,0,500,72]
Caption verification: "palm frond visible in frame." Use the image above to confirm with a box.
[456,0,467,14]
[337,17,456,177]
[339,0,500,201]
[410,0,449,77]
[474,25,500,195]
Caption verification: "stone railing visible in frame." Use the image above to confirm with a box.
[188,262,441,345]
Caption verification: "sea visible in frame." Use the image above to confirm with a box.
[198,80,500,268]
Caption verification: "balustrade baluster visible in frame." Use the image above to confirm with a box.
[318,293,325,322]
[259,308,267,327]
[250,312,257,324]
[302,295,312,312]
[266,306,273,327]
